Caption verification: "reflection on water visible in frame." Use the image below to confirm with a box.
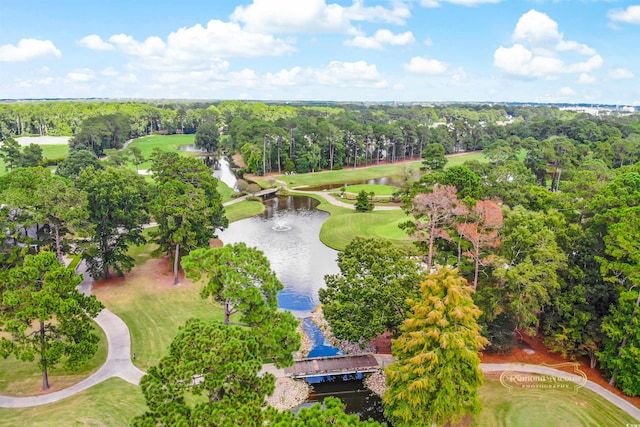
[217,195,339,317]
[301,379,391,426]
[302,176,398,191]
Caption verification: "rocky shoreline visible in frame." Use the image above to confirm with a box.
[266,377,311,411]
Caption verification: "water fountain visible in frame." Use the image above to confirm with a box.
[272,219,292,232]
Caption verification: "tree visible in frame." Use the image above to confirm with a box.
[195,121,220,154]
[421,142,446,171]
[598,290,640,396]
[596,205,640,392]
[319,238,422,343]
[495,206,567,334]
[355,189,374,212]
[265,397,384,426]
[77,167,149,279]
[0,167,88,263]
[69,113,130,156]
[55,148,102,180]
[456,200,503,290]
[383,266,488,427]
[442,165,483,200]
[0,136,22,170]
[20,143,43,167]
[131,319,275,427]
[0,252,103,391]
[150,150,228,232]
[150,180,211,285]
[183,243,300,368]
[402,185,467,270]
[127,146,145,171]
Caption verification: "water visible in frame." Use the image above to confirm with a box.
[218,195,390,424]
[302,177,398,191]
[302,380,389,425]
[217,195,340,318]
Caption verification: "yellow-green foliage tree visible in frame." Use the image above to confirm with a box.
[383,266,488,427]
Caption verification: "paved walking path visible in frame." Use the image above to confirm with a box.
[0,262,145,408]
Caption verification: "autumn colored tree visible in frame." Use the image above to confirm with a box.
[457,199,503,290]
[383,266,487,427]
[402,185,467,270]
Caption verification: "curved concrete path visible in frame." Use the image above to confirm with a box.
[0,262,145,408]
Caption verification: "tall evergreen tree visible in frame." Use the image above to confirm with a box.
[383,266,488,427]
[0,252,103,391]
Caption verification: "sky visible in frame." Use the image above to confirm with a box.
[1,0,639,105]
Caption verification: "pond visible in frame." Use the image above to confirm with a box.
[217,195,391,424]
[300,177,400,191]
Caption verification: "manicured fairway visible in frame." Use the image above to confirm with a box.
[0,321,107,396]
[477,378,639,427]
[92,258,225,371]
[0,144,69,175]
[224,200,265,223]
[316,202,413,250]
[0,378,147,427]
[254,151,486,188]
[340,184,398,196]
[126,134,197,170]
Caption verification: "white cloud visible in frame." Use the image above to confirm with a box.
[313,60,388,88]
[449,67,468,85]
[493,10,602,78]
[0,38,61,62]
[101,67,119,77]
[230,0,409,34]
[560,86,575,96]
[609,67,634,79]
[405,56,448,74]
[608,5,640,24]
[345,29,415,50]
[421,0,502,7]
[67,68,96,82]
[424,37,434,47]
[78,34,115,51]
[578,73,596,84]
[108,34,166,57]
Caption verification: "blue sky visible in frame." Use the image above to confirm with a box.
[1,0,639,104]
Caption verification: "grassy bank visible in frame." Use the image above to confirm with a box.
[0,321,107,396]
[0,378,146,427]
[477,378,638,426]
[92,258,224,371]
[0,144,69,175]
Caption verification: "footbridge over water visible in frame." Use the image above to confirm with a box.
[284,354,394,379]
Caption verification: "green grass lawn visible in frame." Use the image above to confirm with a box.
[0,378,147,427]
[0,321,107,396]
[253,152,487,189]
[224,200,265,223]
[0,144,69,176]
[126,134,197,170]
[476,378,639,427]
[341,184,398,196]
[92,258,224,371]
[310,197,412,250]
